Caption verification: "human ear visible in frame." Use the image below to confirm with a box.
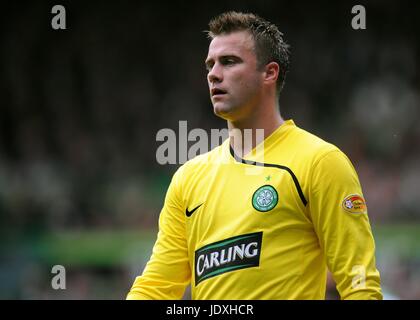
[264,62,279,84]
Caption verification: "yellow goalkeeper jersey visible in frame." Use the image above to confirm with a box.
[127,119,382,300]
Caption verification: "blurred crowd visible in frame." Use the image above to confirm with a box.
[1,1,419,299]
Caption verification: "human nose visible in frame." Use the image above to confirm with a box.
[207,62,223,84]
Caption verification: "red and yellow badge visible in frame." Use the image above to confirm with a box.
[342,194,367,214]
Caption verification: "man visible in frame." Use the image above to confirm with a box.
[127,11,382,299]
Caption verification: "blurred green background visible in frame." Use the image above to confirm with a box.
[1,1,419,299]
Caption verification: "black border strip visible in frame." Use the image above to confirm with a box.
[229,146,308,206]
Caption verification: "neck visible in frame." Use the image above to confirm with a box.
[228,102,284,158]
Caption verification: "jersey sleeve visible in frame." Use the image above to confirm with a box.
[126,167,191,300]
[308,149,382,300]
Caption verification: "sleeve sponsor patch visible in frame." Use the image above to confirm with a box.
[342,194,367,214]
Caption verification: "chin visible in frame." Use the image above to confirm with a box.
[213,104,233,120]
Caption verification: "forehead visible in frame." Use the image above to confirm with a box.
[206,30,255,60]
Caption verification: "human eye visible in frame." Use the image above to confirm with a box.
[221,57,236,65]
[205,61,214,71]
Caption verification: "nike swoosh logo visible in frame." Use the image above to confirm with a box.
[186,203,203,217]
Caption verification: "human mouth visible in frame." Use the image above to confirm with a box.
[211,88,228,98]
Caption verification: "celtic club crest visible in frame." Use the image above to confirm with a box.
[252,185,279,212]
